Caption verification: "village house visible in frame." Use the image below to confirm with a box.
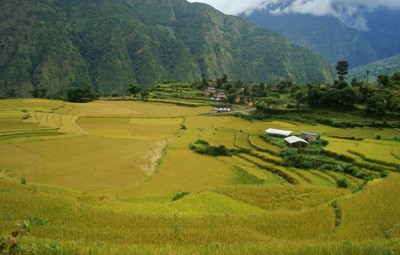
[242,96,253,104]
[301,132,318,142]
[234,95,253,105]
[211,92,227,101]
[213,105,232,112]
[265,128,293,137]
[284,136,309,148]
[204,87,217,94]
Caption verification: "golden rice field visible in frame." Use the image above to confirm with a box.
[1,98,400,254]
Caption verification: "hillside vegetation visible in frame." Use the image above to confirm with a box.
[245,8,400,68]
[0,0,334,98]
[0,98,399,254]
[349,53,400,81]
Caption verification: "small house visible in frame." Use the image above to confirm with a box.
[213,105,232,112]
[301,132,318,142]
[204,87,217,94]
[284,136,309,148]
[211,92,227,101]
[242,96,253,104]
[266,128,293,137]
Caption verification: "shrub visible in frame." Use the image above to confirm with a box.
[195,140,209,146]
[336,178,349,188]
[172,192,189,201]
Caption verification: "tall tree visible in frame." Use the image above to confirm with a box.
[127,84,142,96]
[336,61,349,81]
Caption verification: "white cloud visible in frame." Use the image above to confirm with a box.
[187,0,400,31]
[187,0,275,15]
[188,0,400,15]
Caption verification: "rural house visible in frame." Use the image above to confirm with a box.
[204,87,217,94]
[284,136,309,148]
[211,92,227,101]
[242,96,253,104]
[213,105,232,112]
[266,128,293,137]
[301,132,318,142]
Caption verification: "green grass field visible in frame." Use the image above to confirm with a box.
[1,99,400,254]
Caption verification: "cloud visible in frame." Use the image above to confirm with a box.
[186,0,273,15]
[188,0,400,15]
[188,0,400,31]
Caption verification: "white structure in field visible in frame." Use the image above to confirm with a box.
[265,128,293,137]
[284,136,309,148]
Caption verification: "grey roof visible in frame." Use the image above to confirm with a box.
[284,136,309,144]
[266,128,293,137]
[301,131,317,136]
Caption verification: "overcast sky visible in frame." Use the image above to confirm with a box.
[187,0,400,31]
[187,0,400,15]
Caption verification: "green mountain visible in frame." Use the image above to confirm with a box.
[348,54,400,81]
[245,12,379,67]
[245,8,400,68]
[0,0,334,97]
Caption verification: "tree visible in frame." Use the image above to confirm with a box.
[221,74,228,83]
[127,84,142,96]
[227,93,237,104]
[252,82,266,97]
[366,94,386,116]
[335,80,349,89]
[377,74,391,87]
[307,86,325,107]
[387,92,400,114]
[336,60,349,81]
[294,90,307,108]
[6,88,16,98]
[391,72,400,85]
[140,90,149,101]
[29,88,47,98]
[67,85,97,103]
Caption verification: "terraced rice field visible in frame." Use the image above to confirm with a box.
[1,99,399,253]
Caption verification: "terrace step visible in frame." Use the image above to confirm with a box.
[237,154,301,185]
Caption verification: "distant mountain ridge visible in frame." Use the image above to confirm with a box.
[349,54,400,81]
[244,7,400,68]
[0,0,334,97]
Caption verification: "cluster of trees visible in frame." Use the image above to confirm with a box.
[127,84,149,100]
[29,88,48,98]
[66,85,98,103]
[197,61,399,117]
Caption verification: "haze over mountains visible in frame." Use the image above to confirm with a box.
[245,7,400,68]
[191,0,400,76]
[0,0,334,97]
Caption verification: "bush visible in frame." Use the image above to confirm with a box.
[195,140,209,146]
[172,192,189,201]
[190,140,241,157]
[66,85,98,103]
[336,178,349,188]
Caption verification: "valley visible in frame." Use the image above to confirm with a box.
[1,98,399,254]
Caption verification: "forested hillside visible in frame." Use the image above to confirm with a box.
[0,0,334,97]
[245,8,400,68]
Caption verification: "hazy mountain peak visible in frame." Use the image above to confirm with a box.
[189,0,400,31]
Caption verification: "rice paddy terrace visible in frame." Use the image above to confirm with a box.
[0,99,399,254]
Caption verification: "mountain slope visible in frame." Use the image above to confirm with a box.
[348,54,400,81]
[0,0,334,97]
[244,8,400,68]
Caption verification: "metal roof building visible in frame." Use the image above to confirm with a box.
[284,136,309,148]
[265,128,293,137]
